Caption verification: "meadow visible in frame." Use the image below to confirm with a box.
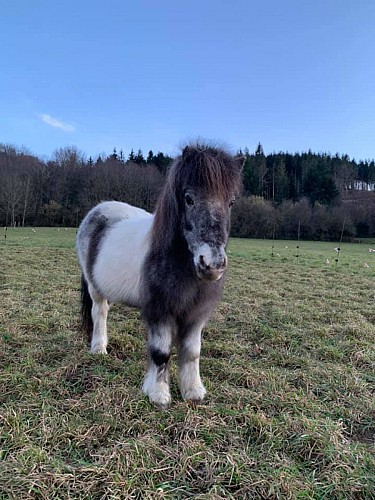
[0,227,374,499]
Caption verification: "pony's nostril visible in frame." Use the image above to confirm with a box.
[199,255,207,268]
[199,254,227,271]
[216,255,227,269]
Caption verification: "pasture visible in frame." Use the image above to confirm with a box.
[0,227,374,499]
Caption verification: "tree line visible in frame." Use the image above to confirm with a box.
[242,143,375,203]
[0,142,374,240]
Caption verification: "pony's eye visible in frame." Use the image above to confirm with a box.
[185,194,194,206]
[229,199,235,208]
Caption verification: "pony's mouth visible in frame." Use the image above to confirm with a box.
[196,267,226,281]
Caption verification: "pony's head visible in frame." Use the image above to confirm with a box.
[153,143,243,281]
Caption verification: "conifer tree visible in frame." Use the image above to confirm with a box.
[128,149,135,162]
[146,150,154,164]
[134,149,145,164]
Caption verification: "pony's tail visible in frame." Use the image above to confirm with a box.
[81,274,93,344]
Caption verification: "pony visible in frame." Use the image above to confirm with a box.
[76,143,243,407]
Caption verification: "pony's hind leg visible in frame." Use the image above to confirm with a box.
[178,322,206,402]
[142,323,172,407]
[89,286,109,354]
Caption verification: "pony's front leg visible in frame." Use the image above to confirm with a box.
[178,323,206,402]
[142,323,172,407]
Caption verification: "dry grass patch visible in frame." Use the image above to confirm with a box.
[0,229,374,498]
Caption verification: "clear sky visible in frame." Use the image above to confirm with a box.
[1,0,375,161]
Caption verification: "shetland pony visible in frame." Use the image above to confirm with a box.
[77,143,243,406]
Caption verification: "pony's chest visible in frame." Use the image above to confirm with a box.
[147,265,222,319]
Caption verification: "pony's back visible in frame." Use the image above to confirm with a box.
[77,201,151,275]
[88,201,151,221]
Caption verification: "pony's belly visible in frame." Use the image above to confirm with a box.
[95,265,143,307]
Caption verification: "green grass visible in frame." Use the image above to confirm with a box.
[0,227,374,499]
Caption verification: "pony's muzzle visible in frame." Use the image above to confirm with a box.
[196,253,227,281]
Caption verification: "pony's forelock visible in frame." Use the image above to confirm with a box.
[176,143,242,198]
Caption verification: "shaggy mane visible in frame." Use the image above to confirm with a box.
[151,143,243,250]
[175,143,242,197]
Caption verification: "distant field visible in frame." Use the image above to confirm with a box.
[0,227,374,498]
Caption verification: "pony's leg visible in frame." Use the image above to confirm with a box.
[178,323,206,402]
[89,285,109,354]
[142,323,172,407]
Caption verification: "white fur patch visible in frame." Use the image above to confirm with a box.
[193,243,212,267]
[93,216,153,305]
[142,367,171,407]
[179,362,206,402]
[150,325,172,353]
[90,298,109,354]
[91,200,151,220]
[193,243,226,270]
[179,324,206,402]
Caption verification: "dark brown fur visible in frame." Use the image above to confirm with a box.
[142,143,243,329]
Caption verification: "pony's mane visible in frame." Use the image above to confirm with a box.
[151,143,243,250]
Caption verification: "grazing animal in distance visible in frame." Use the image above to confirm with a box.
[76,143,243,407]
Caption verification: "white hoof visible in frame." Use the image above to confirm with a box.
[143,378,171,408]
[91,345,107,354]
[181,384,206,402]
[147,389,171,408]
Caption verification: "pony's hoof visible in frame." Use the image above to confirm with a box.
[91,346,107,354]
[181,384,206,403]
[148,391,171,408]
[142,382,171,408]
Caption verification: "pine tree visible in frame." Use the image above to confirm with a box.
[134,149,145,164]
[153,152,173,175]
[146,150,154,164]
[254,143,267,196]
[273,157,288,202]
[110,147,118,161]
[128,149,135,162]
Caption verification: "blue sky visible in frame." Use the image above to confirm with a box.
[1,1,375,161]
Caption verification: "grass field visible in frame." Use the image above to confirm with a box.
[0,227,374,499]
